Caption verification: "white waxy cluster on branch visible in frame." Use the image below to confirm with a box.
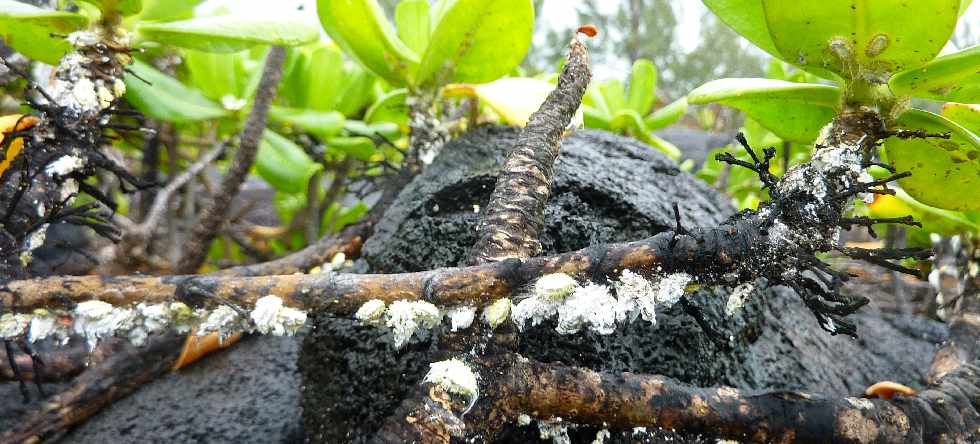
[423,358,479,399]
[385,300,441,349]
[448,306,476,332]
[482,298,512,329]
[250,295,307,336]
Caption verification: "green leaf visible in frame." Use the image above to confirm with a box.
[256,130,323,194]
[269,106,346,140]
[123,59,229,122]
[326,136,376,161]
[131,0,200,22]
[645,133,682,160]
[941,103,980,135]
[889,45,980,103]
[138,13,319,52]
[183,49,246,102]
[317,0,419,86]
[77,0,141,17]
[365,88,409,128]
[0,1,88,64]
[333,67,378,116]
[761,1,960,80]
[598,79,627,114]
[627,58,657,114]
[416,0,534,86]
[344,120,400,138]
[886,109,980,211]
[582,85,611,129]
[702,0,780,58]
[688,78,839,143]
[868,189,980,238]
[645,97,687,130]
[395,0,430,56]
[610,109,680,159]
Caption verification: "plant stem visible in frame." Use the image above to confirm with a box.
[175,46,286,274]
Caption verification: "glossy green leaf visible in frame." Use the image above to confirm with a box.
[344,120,400,138]
[365,88,408,128]
[889,45,980,103]
[941,103,980,135]
[868,189,980,238]
[688,78,839,143]
[333,67,378,116]
[256,130,323,194]
[183,49,246,102]
[317,0,419,86]
[77,0,141,17]
[762,1,960,80]
[123,59,229,122]
[416,0,533,86]
[0,1,88,64]
[326,135,376,161]
[610,109,680,159]
[269,106,346,140]
[131,0,200,22]
[138,13,319,52]
[395,0,430,56]
[627,59,657,114]
[702,0,780,58]
[598,79,627,115]
[886,109,980,211]
[645,97,687,130]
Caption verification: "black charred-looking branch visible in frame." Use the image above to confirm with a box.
[0,333,184,444]
[474,351,980,444]
[175,46,287,274]
[467,37,591,264]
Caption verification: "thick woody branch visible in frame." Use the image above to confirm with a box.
[0,340,89,382]
[468,37,591,264]
[175,46,286,274]
[0,333,184,444]
[479,352,980,444]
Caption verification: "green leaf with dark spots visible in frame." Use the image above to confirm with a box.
[887,109,980,211]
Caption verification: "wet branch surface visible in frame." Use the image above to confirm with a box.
[0,333,184,444]
[175,46,286,274]
[467,37,591,264]
[475,351,980,443]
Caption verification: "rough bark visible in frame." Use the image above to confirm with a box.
[0,333,184,444]
[475,352,980,444]
[468,38,591,264]
[175,46,286,274]
[0,341,89,383]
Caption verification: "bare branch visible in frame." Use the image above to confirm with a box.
[176,46,287,274]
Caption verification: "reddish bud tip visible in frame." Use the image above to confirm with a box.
[577,24,599,38]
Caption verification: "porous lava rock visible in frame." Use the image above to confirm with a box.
[300,126,944,443]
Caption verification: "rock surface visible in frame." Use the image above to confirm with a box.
[300,126,946,443]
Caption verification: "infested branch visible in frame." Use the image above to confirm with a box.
[475,351,980,444]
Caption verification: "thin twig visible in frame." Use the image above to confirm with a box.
[175,46,287,274]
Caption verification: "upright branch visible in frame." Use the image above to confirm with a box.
[175,46,287,274]
[467,36,591,264]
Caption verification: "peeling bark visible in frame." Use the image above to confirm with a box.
[468,38,591,264]
[476,352,979,444]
